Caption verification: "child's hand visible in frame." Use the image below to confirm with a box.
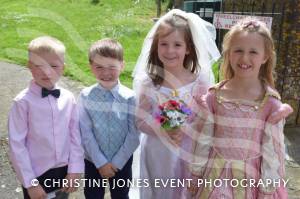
[27,185,47,199]
[98,163,118,178]
[165,128,183,147]
[187,184,198,196]
[61,173,81,193]
[110,164,118,173]
[268,103,293,124]
[187,175,199,196]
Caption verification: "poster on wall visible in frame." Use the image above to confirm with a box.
[213,13,273,30]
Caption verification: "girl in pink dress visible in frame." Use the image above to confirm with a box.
[189,18,288,199]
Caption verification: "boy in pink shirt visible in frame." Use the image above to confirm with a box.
[8,36,84,199]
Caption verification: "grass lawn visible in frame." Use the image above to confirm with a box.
[0,0,160,87]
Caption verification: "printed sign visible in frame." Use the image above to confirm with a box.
[213,13,273,30]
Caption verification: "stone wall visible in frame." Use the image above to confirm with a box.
[275,0,300,126]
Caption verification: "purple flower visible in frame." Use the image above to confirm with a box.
[180,105,192,115]
[154,110,162,117]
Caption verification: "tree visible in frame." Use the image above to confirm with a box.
[156,0,162,17]
[166,0,184,10]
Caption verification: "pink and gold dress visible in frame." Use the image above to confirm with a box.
[189,81,288,199]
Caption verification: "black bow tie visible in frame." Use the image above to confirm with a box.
[42,88,60,98]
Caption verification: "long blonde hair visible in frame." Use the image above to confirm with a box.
[221,18,276,88]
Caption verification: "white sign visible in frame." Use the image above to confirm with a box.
[213,13,273,30]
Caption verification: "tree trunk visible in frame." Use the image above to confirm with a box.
[166,0,183,10]
[174,0,184,8]
[166,0,174,10]
[156,0,162,17]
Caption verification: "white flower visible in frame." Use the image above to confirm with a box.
[166,110,187,128]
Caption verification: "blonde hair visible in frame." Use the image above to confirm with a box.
[28,36,65,57]
[221,17,276,87]
[147,14,198,86]
[89,38,123,63]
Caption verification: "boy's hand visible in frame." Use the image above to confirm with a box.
[98,163,118,178]
[268,103,293,124]
[61,173,81,193]
[27,185,47,199]
[110,164,118,173]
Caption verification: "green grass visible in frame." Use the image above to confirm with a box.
[212,59,222,82]
[0,0,159,87]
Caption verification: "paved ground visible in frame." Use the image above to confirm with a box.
[0,61,86,199]
[0,61,299,198]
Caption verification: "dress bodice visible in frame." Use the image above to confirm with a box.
[189,80,287,199]
[209,80,281,161]
[156,82,195,104]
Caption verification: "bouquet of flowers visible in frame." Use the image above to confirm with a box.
[155,99,192,130]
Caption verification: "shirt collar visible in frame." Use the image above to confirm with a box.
[96,81,121,100]
[29,80,59,97]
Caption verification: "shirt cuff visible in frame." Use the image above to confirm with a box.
[111,156,127,170]
[93,157,108,169]
[67,162,84,174]
[23,175,37,188]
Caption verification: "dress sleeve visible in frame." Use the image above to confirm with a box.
[258,117,287,198]
[191,78,210,100]
[135,82,161,136]
[188,92,214,179]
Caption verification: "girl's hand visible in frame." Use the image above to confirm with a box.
[268,103,293,124]
[187,185,198,196]
[166,128,183,146]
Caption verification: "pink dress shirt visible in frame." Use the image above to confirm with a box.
[8,80,84,188]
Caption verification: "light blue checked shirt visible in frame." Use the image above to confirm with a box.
[78,82,139,169]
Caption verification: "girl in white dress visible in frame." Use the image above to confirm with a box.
[133,9,220,199]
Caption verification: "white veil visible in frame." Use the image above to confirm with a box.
[132,9,221,93]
